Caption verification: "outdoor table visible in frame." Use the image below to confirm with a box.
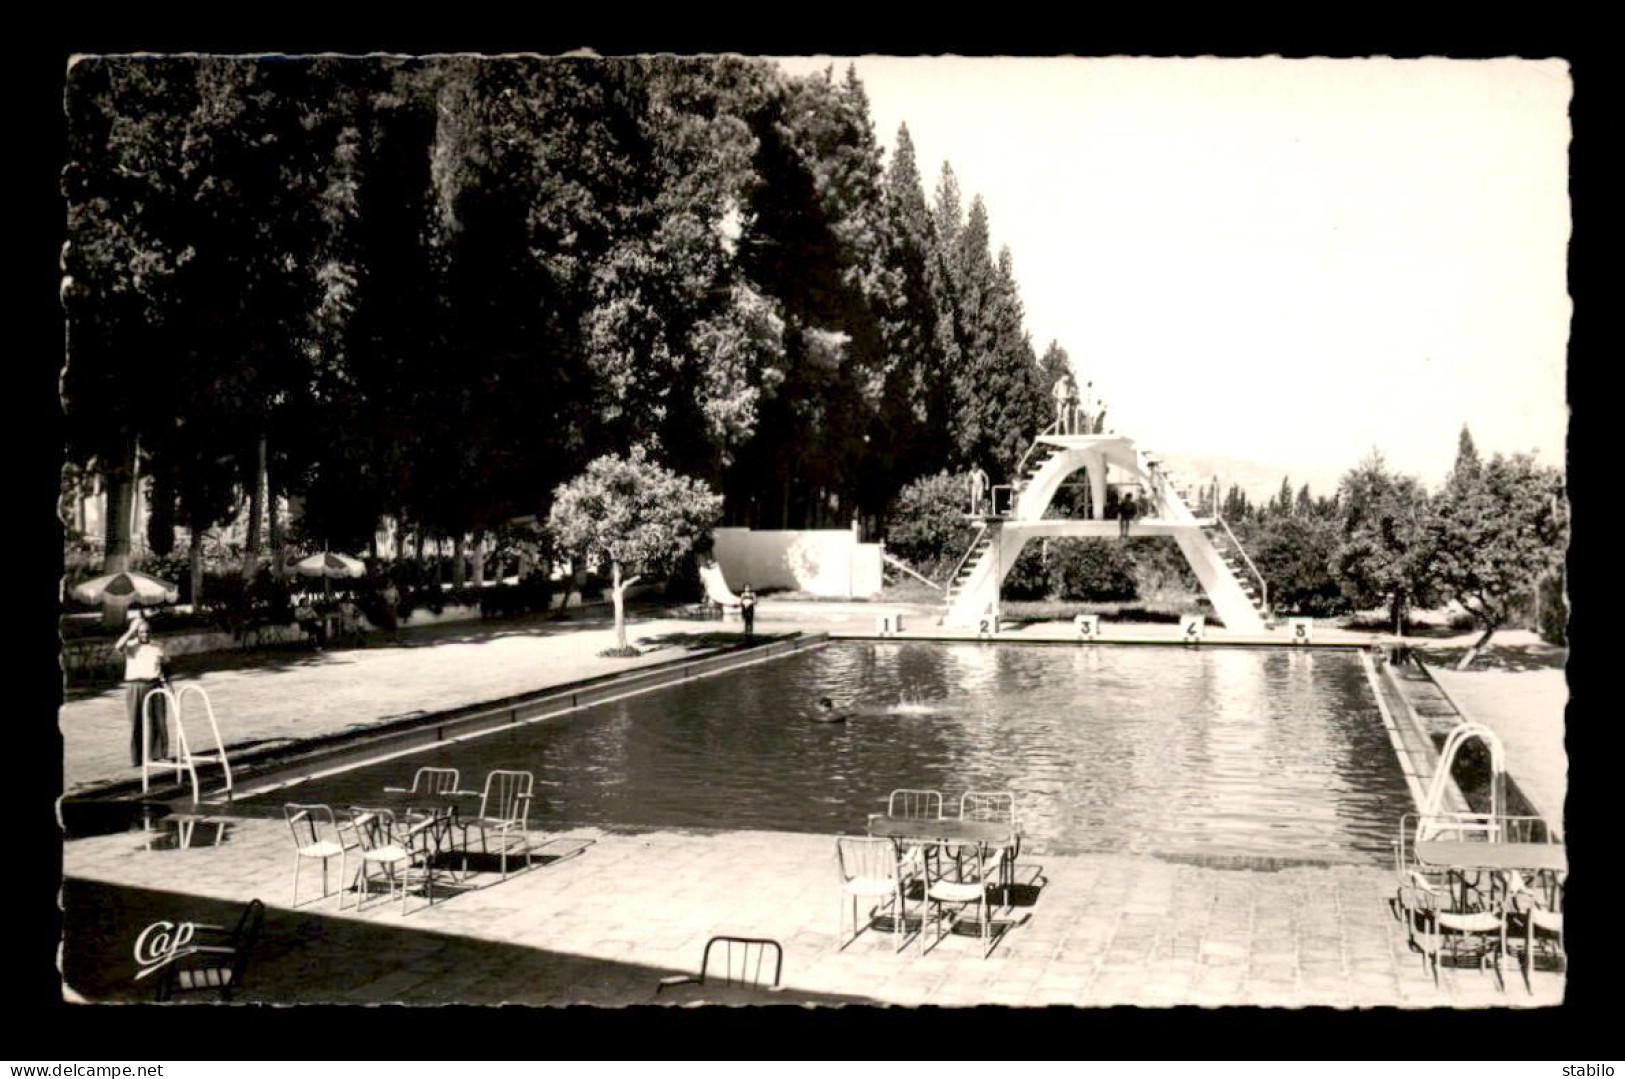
[867,814,1022,909]
[867,815,1017,847]
[1414,841,1567,910]
[1413,841,1566,874]
[367,790,481,872]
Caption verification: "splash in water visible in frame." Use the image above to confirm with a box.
[884,692,942,716]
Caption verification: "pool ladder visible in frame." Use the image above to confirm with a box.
[141,683,235,806]
[1416,722,1505,841]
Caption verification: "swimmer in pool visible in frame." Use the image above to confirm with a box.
[811,696,847,723]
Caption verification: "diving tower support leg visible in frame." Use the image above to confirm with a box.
[1170,528,1267,634]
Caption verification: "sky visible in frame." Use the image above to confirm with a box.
[774,57,1571,497]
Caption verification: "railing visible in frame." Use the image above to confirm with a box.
[1010,419,1062,495]
[945,524,991,597]
[881,551,944,592]
[1214,513,1269,617]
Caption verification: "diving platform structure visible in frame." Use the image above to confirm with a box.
[942,426,1272,632]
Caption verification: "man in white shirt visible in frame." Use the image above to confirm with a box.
[114,615,169,766]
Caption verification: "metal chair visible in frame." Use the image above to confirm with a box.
[283,803,355,908]
[1394,814,1489,913]
[1398,884,1506,992]
[345,808,434,913]
[921,839,999,958]
[1511,888,1565,994]
[458,770,534,879]
[960,790,1020,902]
[888,789,943,820]
[836,836,911,952]
[153,899,265,1003]
[384,767,463,796]
[886,789,944,876]
[656,936,783,996]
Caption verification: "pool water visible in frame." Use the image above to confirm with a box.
[269,642,1412,865]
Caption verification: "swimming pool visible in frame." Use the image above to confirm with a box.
[262,642,1412,865]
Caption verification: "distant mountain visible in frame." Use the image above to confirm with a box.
[1143,449,1325,506]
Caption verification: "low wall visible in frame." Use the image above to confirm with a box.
[61,624,310,679]
[713,528,882,598]
[60,583,669,681]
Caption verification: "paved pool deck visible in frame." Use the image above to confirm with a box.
[55,604,1570,1008]
[62,817,1562,1007]
[1426,660,1567,835]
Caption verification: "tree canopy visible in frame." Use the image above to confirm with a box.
[547,445,723,650]
[64,56,1065,592]
[1431,437,1566,665]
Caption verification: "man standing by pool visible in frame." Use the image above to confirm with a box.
[740,583,757,638]
[114,613,169,766]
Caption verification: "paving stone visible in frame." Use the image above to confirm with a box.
[1199,941,1249,965]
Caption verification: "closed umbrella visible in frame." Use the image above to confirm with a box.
[71,571,180,607]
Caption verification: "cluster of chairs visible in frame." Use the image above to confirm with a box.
[1393,814,1565,994]
[836,788,1021,958]
[283,767,535,915]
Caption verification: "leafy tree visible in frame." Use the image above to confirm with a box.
[548,446,723,652]
[1333,451,1441,633]
[1221,484,1251,521]
[1125,537,1199,598]
[1001,542,1050,601]
[63,57,201,581]
[64,55,1064,609]
[882,470,977,583]
[1250,515,1345,616]
[1050,539,1138,601]
[1037,341,1072,399]
[1454,425,1481,480]
[1536,567,1567,647]
[1272,476,1294,519]
[1431,449,1566,667]
[874,124,952,488]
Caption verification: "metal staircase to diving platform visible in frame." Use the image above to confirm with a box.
[942,425,1271,632]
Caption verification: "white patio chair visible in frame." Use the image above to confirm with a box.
[458,770,534,879]
[836,836,911,952]
[283,803,355,908]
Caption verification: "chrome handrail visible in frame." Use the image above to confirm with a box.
[882,551,944,592]
[1214,512,1269,617]
[1011,419,1062,492]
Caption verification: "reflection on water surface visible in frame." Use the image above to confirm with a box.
[280,643,1410,864]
